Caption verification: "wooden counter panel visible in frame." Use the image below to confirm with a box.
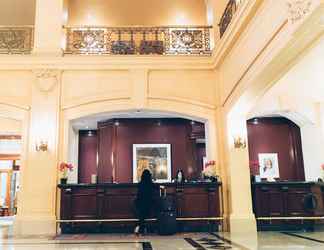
[58,182,221,233]
[252,182,324,230]
[102,194,137,219]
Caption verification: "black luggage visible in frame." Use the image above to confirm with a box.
[157,186,177,235]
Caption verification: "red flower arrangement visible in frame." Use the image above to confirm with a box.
[203,160,217,178]
[204,160,216,168]
[321,164,324,170]
[59,162,74,179]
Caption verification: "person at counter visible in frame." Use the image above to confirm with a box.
[134,169,154,235]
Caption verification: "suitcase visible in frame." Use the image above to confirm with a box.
[157,210,177,235]
[157,186,177,235]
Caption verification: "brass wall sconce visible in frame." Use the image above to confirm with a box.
[233,136,247,149]
[36,141,48,152]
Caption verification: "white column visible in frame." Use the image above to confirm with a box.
[14,70,61,235]
[33,0,64,55]
[226,114,257,233]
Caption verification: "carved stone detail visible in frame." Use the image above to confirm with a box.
[33,69,61,93]
[287,0,313,23]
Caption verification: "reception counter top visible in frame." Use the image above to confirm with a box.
[58,181,222,188]
[58,181,222,233]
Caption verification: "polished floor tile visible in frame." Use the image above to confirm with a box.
[1,224,324,249]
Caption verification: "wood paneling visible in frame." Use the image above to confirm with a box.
[252,182,324,230]
[247,117,305,181]
[58,182,221,233]
[97,118,205,183]
[78,131,97,184]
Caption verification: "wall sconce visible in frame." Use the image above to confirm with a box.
[35,140,48,152]
[233,136,247,149]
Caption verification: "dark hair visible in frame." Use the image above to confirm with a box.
[141,169,152,184]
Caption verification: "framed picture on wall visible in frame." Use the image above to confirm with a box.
[258,153,280,180]
[133,144,171,183]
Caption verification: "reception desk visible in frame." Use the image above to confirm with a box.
[58,182,222,233]
[252,181,324,230]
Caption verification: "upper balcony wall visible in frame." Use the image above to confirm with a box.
[0,0,35,25]
[65,0,207,26]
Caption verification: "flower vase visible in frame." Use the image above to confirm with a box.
[60,178,67,185]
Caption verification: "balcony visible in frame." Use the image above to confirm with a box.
[219,0,241,38]
[63,26,212,56]
[0,26,33,54]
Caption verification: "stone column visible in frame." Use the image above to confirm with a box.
[223,111,256,233]
[14,69,61,235]
[33,0,64,55]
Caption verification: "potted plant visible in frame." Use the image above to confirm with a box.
[59,162,73,184]
[202,160,218,182]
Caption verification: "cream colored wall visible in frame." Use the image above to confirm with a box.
[67,0,207,26]
[219,0,287,105]
[0,72,32,109]
[0,0,35,25]
[62,70,132,109]
[0,117,22,134]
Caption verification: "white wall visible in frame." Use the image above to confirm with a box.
[301,124,324,181]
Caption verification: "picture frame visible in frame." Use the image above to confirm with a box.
[133,144,172,183]
[258,153,280,180]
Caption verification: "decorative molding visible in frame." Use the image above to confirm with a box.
[33,69,61,92]
[287,0,313,23]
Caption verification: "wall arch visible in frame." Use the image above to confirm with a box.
[0,103,30,232]
[61,98,219,182]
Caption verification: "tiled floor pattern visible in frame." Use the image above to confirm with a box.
[1,223,324,250]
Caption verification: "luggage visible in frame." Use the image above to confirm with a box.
[157,186,177,235]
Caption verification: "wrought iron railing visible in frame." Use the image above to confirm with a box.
[219,0,239,38]
[63,26,212,55]
[0,26,34,54]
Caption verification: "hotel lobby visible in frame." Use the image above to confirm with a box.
[0,0,324,249]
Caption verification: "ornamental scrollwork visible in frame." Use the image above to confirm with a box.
[0,27,33,54]
[64,26,211,55]
[287,0,313,23]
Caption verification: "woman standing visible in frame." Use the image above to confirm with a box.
[134,169,154,235]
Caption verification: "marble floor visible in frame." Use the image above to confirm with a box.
[0,225,324,249]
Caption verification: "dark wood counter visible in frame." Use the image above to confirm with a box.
[252,181,324,230]
[58,182,222,233]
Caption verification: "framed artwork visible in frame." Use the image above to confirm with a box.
[133,144,171,183]
[258,153,280,180]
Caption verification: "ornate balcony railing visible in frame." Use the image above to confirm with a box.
[0,26,34,54]
[219,0,239,38]
[63,26,212,56]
